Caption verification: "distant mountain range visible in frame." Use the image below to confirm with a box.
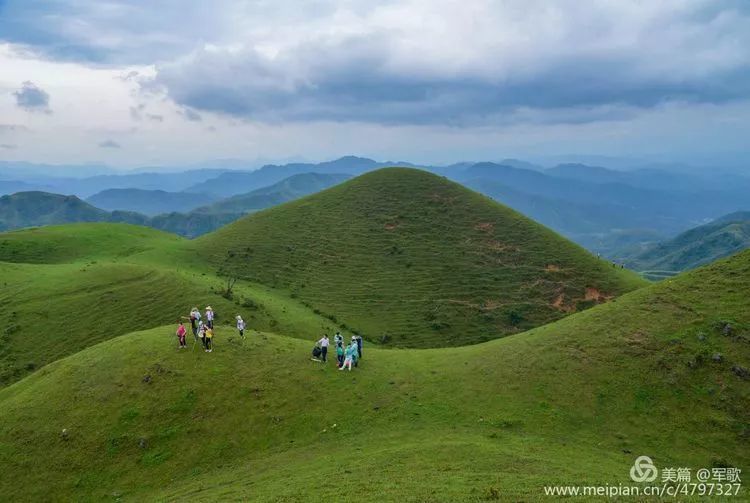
[453,161,750,252]
[0,172,351,237]
[0,167,229,198]
[624,211,750,273]
[193,173,351,214]
[184,156,408,197]
[86,188,219,216]
[1,156,749,263]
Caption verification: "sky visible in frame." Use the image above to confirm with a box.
[0,0,749,169]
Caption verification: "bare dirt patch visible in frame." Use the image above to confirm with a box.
[551,293,574,312]
[552,294,565,308]
[546,264,560,272]
[474,222,494,232]
[585,287,612,302]
[384,222,399,230]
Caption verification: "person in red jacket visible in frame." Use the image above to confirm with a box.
[176,322,187,349]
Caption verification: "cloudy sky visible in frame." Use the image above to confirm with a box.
[0,0,749,168]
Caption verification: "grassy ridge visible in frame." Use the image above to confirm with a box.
[0,223,183,264]
[198,168,645,347]
[0,250,747,501]
[0,224,340,385]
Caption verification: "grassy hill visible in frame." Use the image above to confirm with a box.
[0,224,337,385]
[628,211,750,272]
[194,173,351,214]
[198,168,645,347]
[1,174,352,238]
[0,249,747,501]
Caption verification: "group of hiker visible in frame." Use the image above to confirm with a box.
[174,307,363,370]
[313,332,363,371]
[175,306,246,353]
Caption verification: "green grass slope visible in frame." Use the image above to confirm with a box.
[0,250,747,501]
[630,212,750,273]
[198,168,645,347]
[0,223,184,264]
[0,223,343,385]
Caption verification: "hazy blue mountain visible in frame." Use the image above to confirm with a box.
[627,211,750,272]
[194,173,351,214]
[0,190,242,238]
[586,229,667,262]
[460,162,748,233]
[185,156,386,197]
[498,158,545,171]
[86,188,219,216]
[462,179,631,233]
[0,173,355,237]
[0,161,113,179]
[0,168,230,198]
[49,169,230,198]
[0,180,55,196]
[0,192,110,231]
[545,162,750,192]
[545,163,630,184]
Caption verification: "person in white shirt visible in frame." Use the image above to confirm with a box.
[317,334,330,362]
[205,306,214,329]
[236,315,246,338]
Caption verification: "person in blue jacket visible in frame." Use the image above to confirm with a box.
[339,343,355,371]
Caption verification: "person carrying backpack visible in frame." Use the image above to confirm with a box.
[189,307,201,337]
[236,315,246,339]
[197,320,205,349]
[176,322,187,349]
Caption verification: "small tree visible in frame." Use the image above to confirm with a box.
[222,275,238,300]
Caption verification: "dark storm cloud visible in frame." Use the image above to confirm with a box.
[2,1,750,126]
[13,81,51,112]
[153,32,750,126]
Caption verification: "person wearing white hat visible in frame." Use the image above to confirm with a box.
[205,306,214,329]
[189,307,201,338]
